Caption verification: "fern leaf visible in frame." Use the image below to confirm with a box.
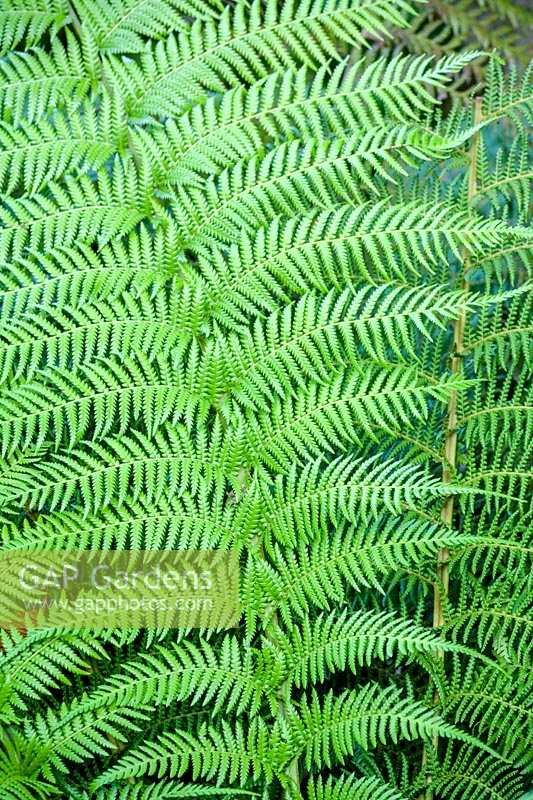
[0,0,69,55]
[105,0,418,120]
[0,31,97,123]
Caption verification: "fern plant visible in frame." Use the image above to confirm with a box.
[0,1,531,799]
[366,0,533,97]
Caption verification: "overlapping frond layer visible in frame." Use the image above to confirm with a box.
[0,0,530,798]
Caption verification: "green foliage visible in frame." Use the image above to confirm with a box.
[368,0,533,94]
[0,1,531,799]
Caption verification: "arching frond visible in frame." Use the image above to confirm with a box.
[0,3,530,799]
[1,487,261,552]
[179,128,481,246]
[194,203,522,301]
[307,774,408,800]
[0,224,183,322]
[0,161,155,261]
[137,51,482,185]
[0,30,97,123]
[105,0,418,120]
[0,284,194,385]
[244,367,467,470]
[243,520,468,629]
[0,420,240,516]
[271,608,468,689]
[284,684,484,770]
[0,0,69,56]
[91,717,271,789]
[73,0,222,54]
[0,93,126,195]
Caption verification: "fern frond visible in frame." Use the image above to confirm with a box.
[444,572,532,662]
[92,717,271,789]
[476,130,533,219]
[180,127,481,246]
[0,227,182,322]
[0,285,193,385]
[464,274,533,371]
[73,0,222,54]
[0,3,529,797]
[431,744,526,800]
[445,665,532,760]
[194,203,520,303]
[84,636,278,718]
[0,421,239,516]
[137,51,482,184]
[271,608,465,689]
[244,367,468,470]
[284,684,485,770]
[0,730,56,800]
[0,30,97,123]
[401,1,532,70]
[1,485,260,551]
[483,57,533,122]
[213,285,485,396]
[0,93,126,195]
[257,454,472,548]
[105,0,418,120]
[0,627,105,719]
[0,352,193,454]
[95,781,256,799]
[0,0,69,56]
[0,161,155,261]
[307,774,408,800]
[243,520,468,629]
[31,700,149,770]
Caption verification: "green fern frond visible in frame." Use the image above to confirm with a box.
[244,367,468,470]
[105,0,419,121]
[0,285,194,385]
[270,608,466,688]
[137,51,482,185]
[0,352,193,454]
[444,572,532,661]
[180,126,484,246]
[483,56,533,121]
[213,285,487,394]
[194,203,521,302]
[1,486,261,551]
[431,744,526,800]
[32,700,149,771]
[0,0,69,56]
[307,774,408,800]
[73,0,222,54]
[243,520,468,628]
[0,420,240,516]
[284,684,487,770]
[84,635,278,718]
[309,774,409,800]
[0,161,155,261]
[0,30,98,123]
[0,93,126,196]
[92,717,271,789]
[257,454,472,547]
[0,227,183,322]
[0,627,105,719]
[445,665,532,759]
[476,131,532,219]
[0,730,56,800]
[95,781,257,799]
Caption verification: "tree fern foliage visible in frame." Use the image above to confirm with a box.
[0,1,531,799]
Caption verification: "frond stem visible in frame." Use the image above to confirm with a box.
[423,95,483,800]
